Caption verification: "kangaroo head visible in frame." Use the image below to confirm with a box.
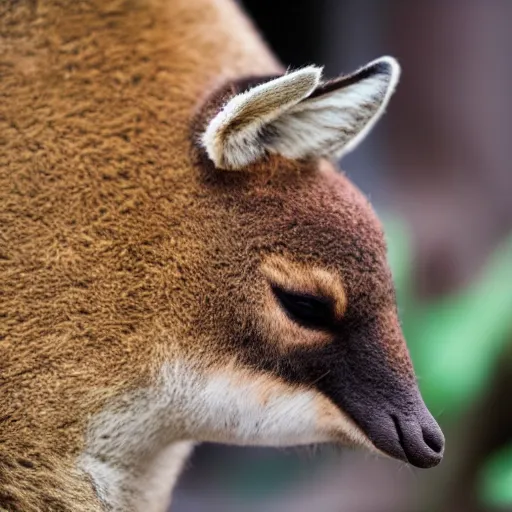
[1,4,444,508]
[154,56,444,469]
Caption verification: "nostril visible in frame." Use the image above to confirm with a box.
[422,425,444,454]
[389,413,444,468]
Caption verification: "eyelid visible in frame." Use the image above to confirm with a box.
[267,279,344,323]
[270,284,331,307]
[270,283,337,331]
[261,255,348,319]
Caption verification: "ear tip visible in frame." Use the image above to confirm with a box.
[369,56,401,82]
[298,64,324,78]
[286,65,323,90]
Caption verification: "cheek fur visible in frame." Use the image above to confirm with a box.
[194,362,377,450]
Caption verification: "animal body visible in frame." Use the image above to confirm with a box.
[0,0,444,510]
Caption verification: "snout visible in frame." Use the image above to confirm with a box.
[305,330,445,468]
[362,402,444,469]
[260,307,446,468]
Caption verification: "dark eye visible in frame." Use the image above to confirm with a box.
[271,285,335,330]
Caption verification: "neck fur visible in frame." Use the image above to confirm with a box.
[80,441,193,512]
[77,363,200,511]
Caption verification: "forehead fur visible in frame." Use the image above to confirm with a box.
[192,76,389,280]
[191,148,392,323]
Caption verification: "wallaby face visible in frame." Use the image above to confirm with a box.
[173,58,444,468]
[1,1,443,509]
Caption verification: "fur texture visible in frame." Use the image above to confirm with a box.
[0,0,279,509]
[0,0,443,510]
[78,360,372,510]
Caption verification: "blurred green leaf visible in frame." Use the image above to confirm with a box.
[480,443,512,506]
[382,213,413,300]
[383,218,512,419]
[413,235,512,416]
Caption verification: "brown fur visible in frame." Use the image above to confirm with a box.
[1,0,440,510]
[1,0,279,509]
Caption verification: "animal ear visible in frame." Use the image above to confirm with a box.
[201,57,400,170]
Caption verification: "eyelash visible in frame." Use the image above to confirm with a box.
[270,284,335,330]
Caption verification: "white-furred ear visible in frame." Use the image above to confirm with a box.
[202,66,322,170]
[201,57,400,170]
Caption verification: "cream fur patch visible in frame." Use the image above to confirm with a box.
[79,360,378,511]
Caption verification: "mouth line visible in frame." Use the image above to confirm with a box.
[390,413,410,463]
[332,432,394,464]
[328,403,408,461]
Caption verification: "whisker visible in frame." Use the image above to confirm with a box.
[310,370,331,386]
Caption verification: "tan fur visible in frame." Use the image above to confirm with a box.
[0,0,442,510]
[260,255,347,349]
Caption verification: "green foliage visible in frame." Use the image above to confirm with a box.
[384,215,512,507]
[383,215,512,418]
[480,444,512,507]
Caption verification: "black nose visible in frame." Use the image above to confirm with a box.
[390,409,445,468]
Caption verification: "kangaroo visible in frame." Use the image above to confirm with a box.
[0,0,444,510]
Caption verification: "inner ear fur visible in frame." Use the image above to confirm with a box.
[191,74,282,166]
[196,56,400,171]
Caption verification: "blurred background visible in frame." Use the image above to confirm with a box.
[171,1,512,511]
